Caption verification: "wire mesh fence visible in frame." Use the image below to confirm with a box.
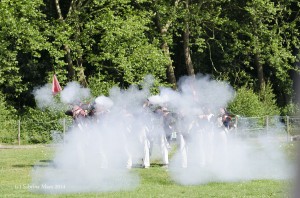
[233,116,290,141]
[237,115,300,142]
[0,117,73,145]
[19,118,72,144]
[0,115,300,145]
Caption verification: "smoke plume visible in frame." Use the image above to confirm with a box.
[31,74,292,193]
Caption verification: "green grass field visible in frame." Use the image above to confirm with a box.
[0,145,293,198]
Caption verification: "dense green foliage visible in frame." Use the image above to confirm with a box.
[0,0,298,109]
[0,92,17,143]
[20,108,70,144]
[0,0,299,143]
[228,87,265,117]
[228,82,280,117]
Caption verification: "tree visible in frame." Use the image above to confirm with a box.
[52,0,92,85]
[215,0,300,106]
[82,0,169,89]
[183,0,195,76]
[173,0,229,77]
[152,0,181,89]
[1,0,299,113]
[0,0,50,109]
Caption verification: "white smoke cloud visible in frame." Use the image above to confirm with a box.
[31,74,292,194]
[169,132,292,185]
[95,96,114,110]
[60,82,91,104]
[31,78,153,194]
[163,75,292,185]
[31,123,140,194]
[33,81,92,111]
[32,84,55,109]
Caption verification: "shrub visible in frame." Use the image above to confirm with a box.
[281,102,300,116]
[228,87,265,117]
[0,92,17,144]
[88,73,119,97]
[20,108,70,144]
[228,83,280,117]
[258,82,280,116]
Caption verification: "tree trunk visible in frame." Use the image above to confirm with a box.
[54,0,63,20]
[154,0,180,89]
[183,0,195,77]
[64,44,75,81]
[162,42,177,89]
[74,26,88,86]
[54,0,75,81]
[254,53,265,91]
[77,57,88,87]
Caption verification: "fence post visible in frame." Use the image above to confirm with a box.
[286,115,290,142]
[63,118,66,144]
[266,116,269,134]
[18,119,21,146]
[235,116,238,134]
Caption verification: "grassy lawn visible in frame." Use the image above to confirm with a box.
[0,145,292,198]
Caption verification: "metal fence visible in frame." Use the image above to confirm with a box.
[1,116,300,145]
[234,116,300,141]
[0,117,73,145]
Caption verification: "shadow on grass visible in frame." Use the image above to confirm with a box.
[39,160,54,163]
[12,164,35,168]
[12,160,55,168]
[131,163,167,169]
[150,163,166,168]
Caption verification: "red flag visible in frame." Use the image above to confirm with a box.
[52,74,62,94]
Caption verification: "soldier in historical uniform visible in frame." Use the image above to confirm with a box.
[152,106,172,168]
[217,107,237,133]
[65,102,89,130]
[175,110,191,168]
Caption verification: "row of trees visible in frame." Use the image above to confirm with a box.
[0,0,299,114]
